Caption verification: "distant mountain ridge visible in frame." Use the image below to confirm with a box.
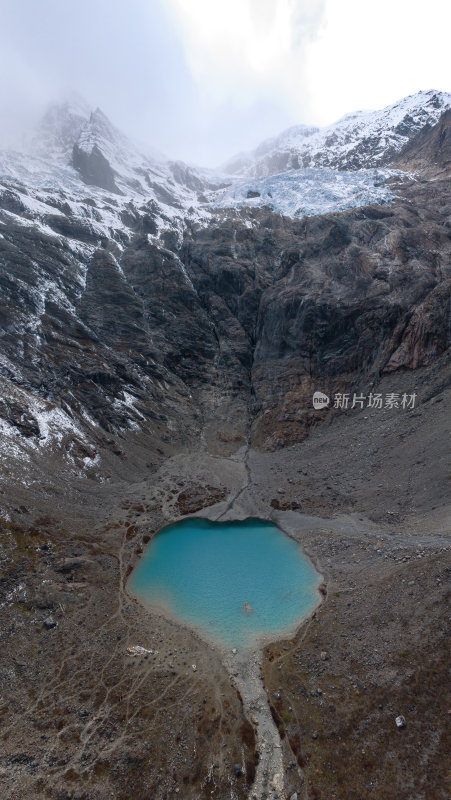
[0,89,449,262]
[26,89,451,206]
[224,90,451,176]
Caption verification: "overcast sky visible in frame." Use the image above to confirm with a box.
[0,0,449,166]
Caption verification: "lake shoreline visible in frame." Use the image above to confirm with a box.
[127,516,323,652]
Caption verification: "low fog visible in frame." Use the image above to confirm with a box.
[0,0,449,167]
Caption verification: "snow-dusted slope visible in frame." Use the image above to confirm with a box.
[26,96,224,211]
[0,148,207,247]
[224,90,451,176]
[0,98,218,249]
[29,92,92,162]
[0,90,448,254]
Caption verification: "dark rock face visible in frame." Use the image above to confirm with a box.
[247,187,450,447]
[392,108,451,175]
[0,398,40,437]
[1,179,450,455]
[72,142,121,194]
[0,110,450,461]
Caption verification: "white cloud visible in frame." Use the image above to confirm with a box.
[303,0,451,124]
[167,0,450,134]
[166,0,326,112]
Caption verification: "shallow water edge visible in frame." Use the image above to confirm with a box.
[127,515,323,653]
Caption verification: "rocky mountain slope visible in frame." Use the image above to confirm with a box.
[0,92,449,474]
[0,92,450,800]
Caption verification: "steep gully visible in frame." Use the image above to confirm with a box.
[205,297,297,800]
[175,226,290,798]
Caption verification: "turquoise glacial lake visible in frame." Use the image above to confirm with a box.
[129,518,321,649]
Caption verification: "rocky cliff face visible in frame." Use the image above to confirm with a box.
[0,98,450,475]
[392,107,451,175]
[182,173,450,449]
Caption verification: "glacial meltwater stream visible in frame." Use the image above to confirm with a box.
[129,517,321,649]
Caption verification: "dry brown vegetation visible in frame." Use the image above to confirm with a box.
[264,557,450,799]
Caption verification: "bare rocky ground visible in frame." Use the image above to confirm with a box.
[1,350,449,800]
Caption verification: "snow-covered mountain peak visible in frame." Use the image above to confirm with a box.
[224,89,451,177]
[30,93,92,160]
[333,89,449,132]
[72,105,175,196]
[254,124,320,158]
[75,106,135,164]
[82,107,126,147]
